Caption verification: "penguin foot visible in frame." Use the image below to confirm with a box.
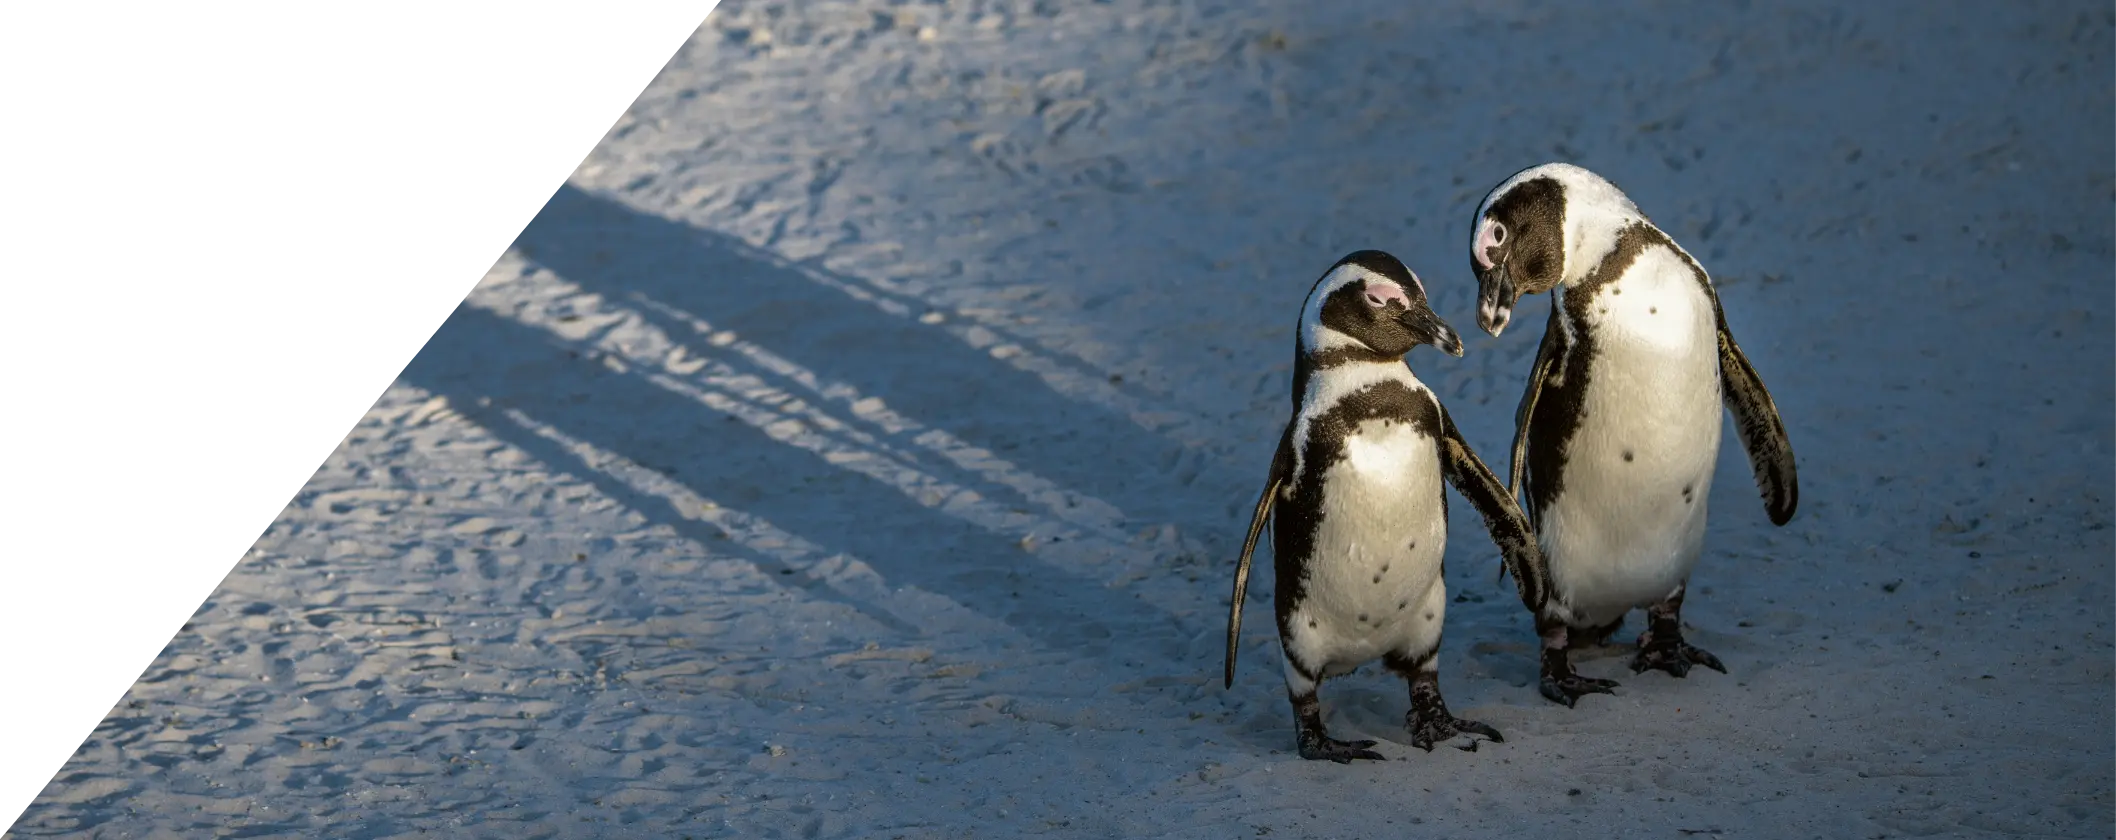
[1538,672,1620,707]
[1407,712,1503,753]
[1538,644,1618,707]
[1629,641,1726,677]
[1632,585,1725,677]
[1288,688,1383,763]
[1397,667,1502,752]
[1296,734,1385,764]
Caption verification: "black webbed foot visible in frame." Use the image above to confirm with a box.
[1401,663,1504,752]
[1630,640,1726,677]
[1407,711,1503,752]
[1632,585,1728,678]
[1297,734,1386,764]
[1539,672,1621,707]
[1289,687,1384,764]
[1539,644,1618,708]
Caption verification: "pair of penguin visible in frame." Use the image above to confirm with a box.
[1223,163,1800,762]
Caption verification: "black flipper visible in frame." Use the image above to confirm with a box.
[1669,239,1797,528]
[1496,302,1564,586]
[1709,293,1799,526]
[1508,300,1566,508]
[1436,404,1552,619]
[1225,428,1294,689]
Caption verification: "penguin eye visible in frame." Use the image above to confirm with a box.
[1492,223,1507,245]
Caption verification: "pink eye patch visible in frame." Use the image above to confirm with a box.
[1364,283,1410,309]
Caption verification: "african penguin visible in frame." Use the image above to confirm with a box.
[1466,162,1799,707]
[1224,250,1553,763]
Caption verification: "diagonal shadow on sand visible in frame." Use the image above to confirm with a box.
[518,185,1213,530]
[397,191,1222,665]
[401,304,1191,662]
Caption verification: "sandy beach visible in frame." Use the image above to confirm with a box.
[9,1,2111,837]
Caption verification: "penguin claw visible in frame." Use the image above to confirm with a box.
[1539,674,1620,707]
[1298,737,1386,764]
[1693,646,1728,673]
[1630,642,1727,677]
[1408,715,1504,752]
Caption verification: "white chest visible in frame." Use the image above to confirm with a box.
[1541,248,1726,619]
[1283,418,1450,672]
[1577,247,1720,398]
[1567,247,1723,462]
[1315,418,1445,557]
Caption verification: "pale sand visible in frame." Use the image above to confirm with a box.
[10,1,2111,837]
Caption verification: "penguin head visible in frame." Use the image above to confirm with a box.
[1300,250,1463,360]
[1469,162,1642,337]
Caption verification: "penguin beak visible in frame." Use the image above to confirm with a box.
[1474,262,1518,338]
[1399,304,1464,357]
[1430,316,1465,357]
[1471,216,1517,337]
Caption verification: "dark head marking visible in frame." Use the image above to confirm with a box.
[1301,249,1464,362]
[1469,163,1647,338]
[1471,172,1567,336]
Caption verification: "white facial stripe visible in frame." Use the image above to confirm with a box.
[1299,263,1389,352]
[1473,164,1552,234]
[1309,324,1362,352]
